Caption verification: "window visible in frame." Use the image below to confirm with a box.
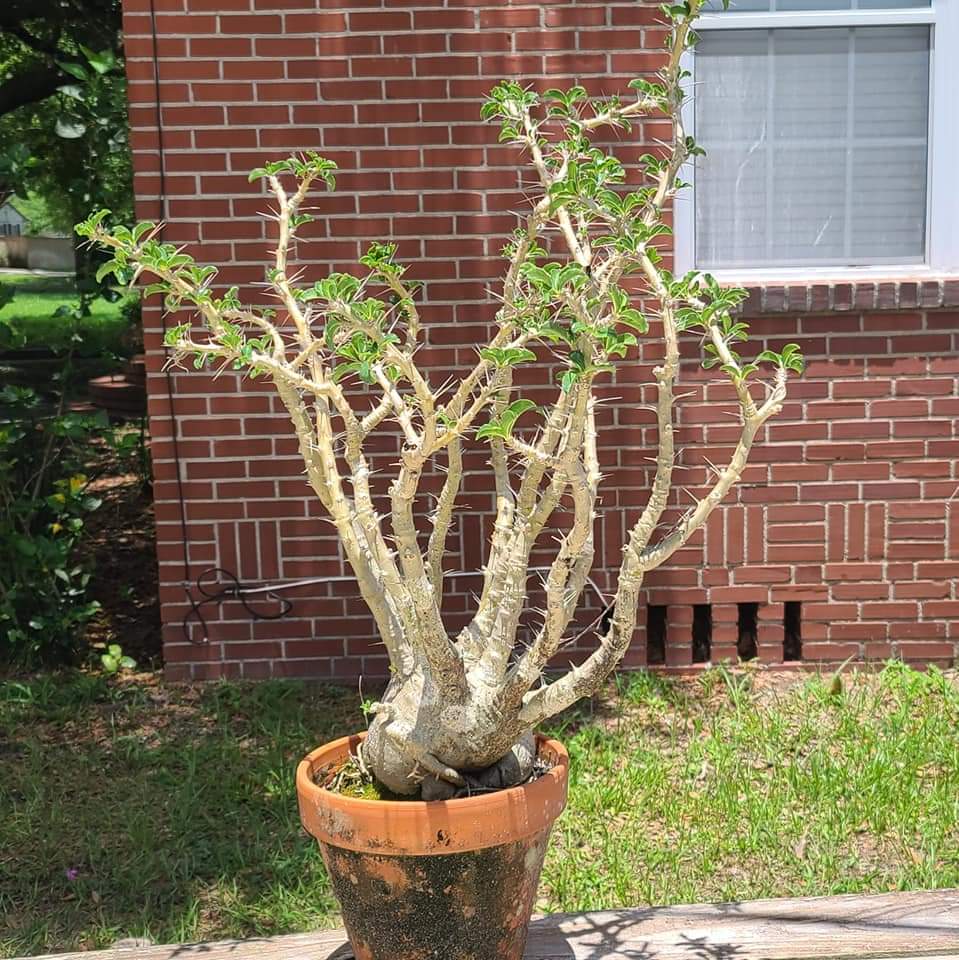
[675,0,959,276]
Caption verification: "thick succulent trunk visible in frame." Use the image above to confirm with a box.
[361,666,535,798]
[85,0,795,810]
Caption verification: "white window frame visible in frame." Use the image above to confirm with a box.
[674,0,959,280]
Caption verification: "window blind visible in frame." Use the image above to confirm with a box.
[704,0,931,11]
[694,25,930,269]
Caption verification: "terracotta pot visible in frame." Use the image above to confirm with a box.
[296,733,569,960]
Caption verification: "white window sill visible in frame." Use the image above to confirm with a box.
[703,266,959,286]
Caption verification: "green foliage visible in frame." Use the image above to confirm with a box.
[0,0,123,117]
[359,241,399,273]
[667,272,805,382]
[609,286,648,335]
[627,77,670,109]
[1,26,133,312]
[4,191,60,236]
[1,44,131,219]
[98,642,136,675]
[0,273,136,358]
[472,3,806,399]
[480,81,541,142]
[560,349,613,394]
[475,399,538,440]
[247,152,337,190]
[331,330,399,385]
[0,283,21,350]
[299,272,362,305]
[75,33,805,452]
[479,346,538,367]
[520,261,590,298]
[758,342,805,374]
[544,664,959,911]
[0,386,106,665]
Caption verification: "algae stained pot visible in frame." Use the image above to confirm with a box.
[296,733,569,960]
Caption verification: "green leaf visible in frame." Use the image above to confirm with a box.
[95,260,119,283]
[80,44,117,74]
[14,537,37,557]
[163,323,191,348]
[476,398,537,442]
[57,61,89,82]
[479,346,537,367]
[75,209,112,238]
[617,309,648,334]
[475,422,506,441]
[132,221,155,243]
[499,398,536,434]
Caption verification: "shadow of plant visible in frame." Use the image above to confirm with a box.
[3,664,958,958]
[0,672,367,956]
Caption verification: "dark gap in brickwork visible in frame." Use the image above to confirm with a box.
[647,604,667,666]
[692,604,712,663]
[737,602,758,661]
[784,601,803,661]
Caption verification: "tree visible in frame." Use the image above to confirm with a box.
[0,2,130,305]
[0,0,121,118]
[79,0,802,798]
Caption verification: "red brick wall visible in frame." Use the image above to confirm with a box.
[122,0,959,680]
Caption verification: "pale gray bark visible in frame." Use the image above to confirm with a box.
[83,0,799,797]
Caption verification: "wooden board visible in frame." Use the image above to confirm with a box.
[25,888,959,960]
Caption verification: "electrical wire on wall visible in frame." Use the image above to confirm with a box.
[147,0,189,581]
[147,0,292,647]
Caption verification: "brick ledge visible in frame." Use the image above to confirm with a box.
[736,276,959,316]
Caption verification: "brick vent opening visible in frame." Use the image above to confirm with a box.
[784,601,803,662]
[647,605,667,666]
[738,602,759,661]
[693,604,712,663]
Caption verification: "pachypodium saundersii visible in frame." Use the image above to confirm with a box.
[78,0,801,797]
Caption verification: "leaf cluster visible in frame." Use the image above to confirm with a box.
[248,152,337,191]
[0,386,107,666]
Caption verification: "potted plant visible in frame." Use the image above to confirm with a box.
[78,2,801,955]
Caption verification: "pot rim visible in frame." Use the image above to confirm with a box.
[296,732,569,856]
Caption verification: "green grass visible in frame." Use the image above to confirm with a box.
[1,663,957,956]
[0,273,134,355]
[545,663,959,910]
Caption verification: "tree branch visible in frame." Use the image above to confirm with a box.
[0,61,68,117]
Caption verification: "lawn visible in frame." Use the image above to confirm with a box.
[1,663,957,957]
[0,273,135,355]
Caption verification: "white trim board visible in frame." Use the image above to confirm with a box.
[674,0,959,279]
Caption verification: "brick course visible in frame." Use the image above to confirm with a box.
[123,0,959,680]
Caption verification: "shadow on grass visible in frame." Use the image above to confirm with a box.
[0,672,368,956]
[1,669,685,957]
[5,664,959,957]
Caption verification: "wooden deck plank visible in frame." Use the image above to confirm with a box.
[25,888,959,960]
